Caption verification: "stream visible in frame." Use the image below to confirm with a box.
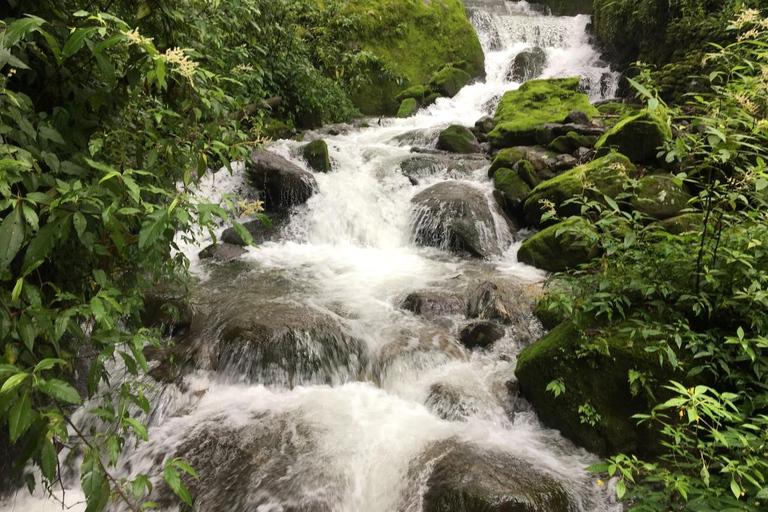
[2,1,622,511]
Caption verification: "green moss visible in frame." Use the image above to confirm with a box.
[516,160,540,189]
[423,93,442,106]
[395,84,432,103]
[524,153,637,226]
[549,135,573,154]
[488,147,526,178]
[516,322,683,456]
[493,167,530,213]
[428,65,472,98]
[566,131,597,149]
[518,217,599,272]
[631,174,692,219]
[262,118,294,140]
[346,0,484,115]
[657,213,705,235]
[396,98,420,118]
[595,110,672,164]
[488,78,598,148]
[302,139,331,173]
[436,125,479,154]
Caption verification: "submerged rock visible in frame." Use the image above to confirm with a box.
[246,151,317,210]
[412,182,510,258]
[401,291,466,319]
[488,78,598,148]
[437,125,481,154]
[467,282,521,325]
[302,139,331,173]
[459,320,505,349]
[198,242,248,263]
[418,441,572,512]
[507,47,547,82]
[518,217,600,272]
[595,110,671,163]
[220,211,291,246]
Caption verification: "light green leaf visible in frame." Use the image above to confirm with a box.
[37,379,82,405]
[1,372,29,393]
[616,480,626,500]
[139,215,168,249]
[730,479,741,499]
[34,358,67,373]
[123,417,148,441]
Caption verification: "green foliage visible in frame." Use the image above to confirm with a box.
[544,9,768,509]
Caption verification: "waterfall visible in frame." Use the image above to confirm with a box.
[1,2,621,511]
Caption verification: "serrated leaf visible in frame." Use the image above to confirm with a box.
[163,465,192,506]
[0,208,26,273]
[37,379,82,405]
[39,438,57,481]
[9,391,32,442]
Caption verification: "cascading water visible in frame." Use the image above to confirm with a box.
[1,2,622,511]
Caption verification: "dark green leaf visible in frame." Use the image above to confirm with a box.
[0,208,26,273]
[37,379,82,405]
[9,391,32,443]
[21,217,62,275]
[62,28,98,59]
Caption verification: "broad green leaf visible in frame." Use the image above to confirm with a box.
[616,480,626,500]
[171,459,199,479]
[22,218,62,275]
[39,126,65,145]
[730,479,741,499]
[62,28,98,59]
[139,215,168,249]
[0,208,26,273]
[34,358,67,373]
[0,48,30,71]
[163,464,192,506]
[4,16,46,46]
[123,417,148,441]
[37,379,82,405]
[39,438,57,481]
[9,391,32,442]
[81,453,109,512]
[133,474,153,501]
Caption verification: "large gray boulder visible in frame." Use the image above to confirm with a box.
[411,182,510,258]
[507,47,548,82]
[247,150,317,210]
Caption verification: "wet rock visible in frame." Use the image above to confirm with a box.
[595,110,672,164]
[429,65,472,98]
[507,47,547,82]
[467,282,521,325]
[397,98,420,118]
[419,441,572,512]
[524,152,638,226]
[459,320,505,349]
[488,147,527,178]
[518,217,600,272]
[572,146,593,162]
[150,301,369,388]
[631,174,692,220]
[302,139,331,173]
[401,291,466,319]
[412,182,510,258]
[436,125,481,154]
[400,154,485,185]
[396,84,432,103]
[246,150,317,210]
[141,288,193,337]
[198,242,248,263]
[554,153,578,172]
[515,159,541,189]
[474,115,497,134]
[220,211,290,246]
[379,326,467,373]
[565,109,591,125]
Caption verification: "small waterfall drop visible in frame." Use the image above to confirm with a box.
[1,2,621,511]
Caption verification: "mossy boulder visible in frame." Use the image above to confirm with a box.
[261,118,295,140]
[517,217,599,272]
[488,78,598,148]
[346,0,484,115]
[566,130,598,149]
[657,212,705,235]
[488,147,526,177]
[475,115,496,134]
[429,65,472,98]
[523,153,637,226]
[516,159,541,188]
[395,84,432,103]
[396,98,420,118]
[516,322,683,456]
[548,135,572,154]
[631,174,692,219]
[302,139,331,173]
[437,125,481,154]
[493,167,531,216]
[595,110,672,163]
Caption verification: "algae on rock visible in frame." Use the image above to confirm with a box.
[488,78,598,148]
[518,217,599,272]
[595,110,672,163]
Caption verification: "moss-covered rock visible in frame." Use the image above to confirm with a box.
[493,167,531,216]
[395,84,432,103]
[549,135,573,154]
[516,159,541,189]
[631,174,692,219]
[261,118,295,140]
[474,115,496,134]
[302,139,331,173]
[518,217,599,272]
[488,78,598,148]
[396,98,420,118]
[437,125,480,154]
[488,147,526,177]
[347,0,484,115]
[429,65,472,98]
[524,153,637,226]
[566,130,598,149]
[657,212,705,235]
[516,322,683,456]
[595,110,672,163]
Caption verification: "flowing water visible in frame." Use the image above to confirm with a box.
[1,2,621,511]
